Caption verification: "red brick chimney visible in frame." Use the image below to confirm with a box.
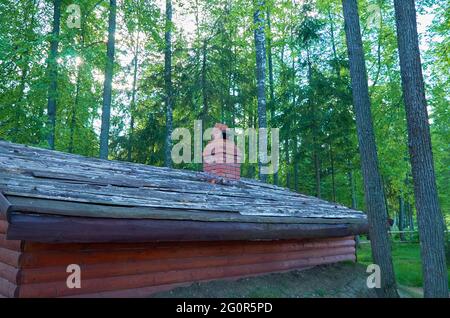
[203,123,241,180]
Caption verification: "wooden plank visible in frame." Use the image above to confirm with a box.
[0,234,22,251]
[0,262,20,283]
[0,248,21,267]
[8,213,368,243]
[19,239,355,268]
[18,253,355,297]
[6,196,366,224]
[0,276,17,298]
[19,246,355,283]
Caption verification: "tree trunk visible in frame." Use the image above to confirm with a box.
[349,169,357,209]
[330,145,336,202]
[284,135,290,189]
[69,66,82,154]
[254,0,267,183]
[46,0,61,150]
[393,0,448,297]
[12,1,37,142]
[99,0,117,159]
[201,39,208,125]
[293,135,298,192]
[164,0,173,168]
[398,195,406,241]
[328,7,340,77]
[306,48,321,198]
[128,33,140,162]
[69,21,86,154]
[266,8,278,186]
[350,169,359,247]
[342,0,398,298]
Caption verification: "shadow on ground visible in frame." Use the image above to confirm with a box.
[152,262,379,298]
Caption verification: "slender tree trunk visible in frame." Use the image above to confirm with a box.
[393,0,448,297]
[266,8,278,185]
[46,0,61,150]
[407,202,414,241]
[201,39,208,125]
[285,134,290,189]
[328,7,340,77]
[69,66,82,154]
[349,169,360,247]
[254,0,267,182]
[128,33,140,162]
[306,48,321,198]
[342,0,398,297]
[330,144,336,202]
[12,2,37,142]
[69,22,86,154]
[164,0,173,168]
[293,135,298,192]
[398,195,406,241]
[349,169,357,209]
[99,0,117,159]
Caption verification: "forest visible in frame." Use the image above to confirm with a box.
[0,0,448,297]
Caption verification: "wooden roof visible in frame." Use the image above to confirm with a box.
[0,141,368,242]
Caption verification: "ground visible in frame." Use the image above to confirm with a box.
[153,262,377,298]
[153,242,450,298]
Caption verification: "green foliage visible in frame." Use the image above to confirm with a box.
[0,0,447,226]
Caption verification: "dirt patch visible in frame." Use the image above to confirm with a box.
[152,262,378,298]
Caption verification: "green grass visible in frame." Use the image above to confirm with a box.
[357,242,450,288]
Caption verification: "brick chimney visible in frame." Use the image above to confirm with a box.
[203,123,241,180]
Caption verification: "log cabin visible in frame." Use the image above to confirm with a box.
[0,125,368,297]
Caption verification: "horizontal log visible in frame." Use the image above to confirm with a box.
[18,253,355,297]
[0,234,22,251]
[0,262,19,283]
[0,276,17,298]
[8,213,368,243]
[19,245,355,284]
[0,247,21,267]
[19,238,355,268]
[22,236,354,253]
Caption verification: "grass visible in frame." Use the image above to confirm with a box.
[357,242,450,288]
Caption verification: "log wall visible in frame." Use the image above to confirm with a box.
[0,221,355,298]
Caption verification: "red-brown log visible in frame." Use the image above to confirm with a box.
[19,245,354,284]
[18,254,354,297]
[18,238,354,268]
